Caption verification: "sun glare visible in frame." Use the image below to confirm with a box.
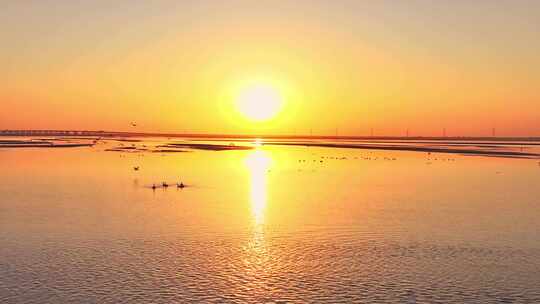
[236,84,283,121]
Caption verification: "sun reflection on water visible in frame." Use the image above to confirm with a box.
[244,149,271,226]
[242,148,274,295]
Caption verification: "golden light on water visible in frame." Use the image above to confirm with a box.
[243,149,273,287]
[244,149,272,226]
[253,138,263,147]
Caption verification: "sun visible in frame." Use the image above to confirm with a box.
[236,84,283,121]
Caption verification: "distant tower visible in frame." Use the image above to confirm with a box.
[406,129,409,137]
[492,127,496,137]
[370,128,374,137]
[443,128,447,137]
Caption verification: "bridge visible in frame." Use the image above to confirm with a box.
[0,130,127,137]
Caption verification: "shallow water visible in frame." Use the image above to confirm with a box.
[1,137,540,303]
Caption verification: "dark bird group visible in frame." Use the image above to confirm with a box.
[151,181,185,190]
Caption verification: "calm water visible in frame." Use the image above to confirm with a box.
[1,138,540,303]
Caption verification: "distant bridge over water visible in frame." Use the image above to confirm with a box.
[0,130,126,137]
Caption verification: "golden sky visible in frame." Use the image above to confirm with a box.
[1,1,539,136]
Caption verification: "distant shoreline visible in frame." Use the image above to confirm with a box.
[2,133,539,159]
[1,129,540,142]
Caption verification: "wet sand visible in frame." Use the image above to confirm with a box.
[263,141,540,159]
[157,143,253,151]
[2,137,540,159]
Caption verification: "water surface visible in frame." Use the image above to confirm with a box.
[1,137,540,303]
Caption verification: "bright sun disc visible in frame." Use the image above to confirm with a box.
[237,84,283,121]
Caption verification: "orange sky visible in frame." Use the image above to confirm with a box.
[1,1,539,136]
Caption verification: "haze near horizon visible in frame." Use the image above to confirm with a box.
[1,1,539,136]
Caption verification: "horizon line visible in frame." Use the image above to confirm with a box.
[1,129,540,141]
